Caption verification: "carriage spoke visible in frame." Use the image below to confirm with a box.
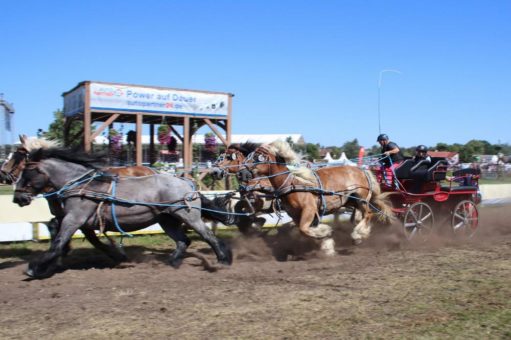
[419,211,432,223]
[451,200,479,238]
[403,202,434,241]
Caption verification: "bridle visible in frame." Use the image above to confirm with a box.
[1,148,28,183]
[215,149,246,172]
[13,161,55,196]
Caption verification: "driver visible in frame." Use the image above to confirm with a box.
[410,145,432,193]
[377,133,404,186]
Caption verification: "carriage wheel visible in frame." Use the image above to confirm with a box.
[451,200,479,238]
[403,202,435,241]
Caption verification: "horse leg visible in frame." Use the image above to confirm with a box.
[81,228,128,263]
[46,217,72,269]
[174,209,232,265]
[351,206,373,245]
[26,216,82,278]
[158,214,191,268]
[296,207,335,256]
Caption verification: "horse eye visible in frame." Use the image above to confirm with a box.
[231,153,237,160]
[257,154,265,162]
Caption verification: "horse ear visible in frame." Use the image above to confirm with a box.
[19,134,28,145]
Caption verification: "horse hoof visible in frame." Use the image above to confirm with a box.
[169,258,183,269]
[111,253,128,263]
[25,264,55,279]
[218,259,232,266]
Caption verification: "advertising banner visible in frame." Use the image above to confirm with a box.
[88,83,229,117]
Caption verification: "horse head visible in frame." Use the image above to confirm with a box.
[0,148,27,184]
[13,149,52,206]
[13,144,106,207]
[237,145,276,182]
[1,135,60,185]
[211,142,258,180]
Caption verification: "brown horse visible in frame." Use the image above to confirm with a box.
[237,140,393,256]
[211,142,274,234]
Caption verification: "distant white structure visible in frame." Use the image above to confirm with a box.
[91,133,305,146]
[0,94,15,159]
[323,151,356,166]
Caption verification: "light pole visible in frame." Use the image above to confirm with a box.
[378,69,402,134]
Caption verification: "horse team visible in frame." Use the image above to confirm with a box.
[1,136,393,279]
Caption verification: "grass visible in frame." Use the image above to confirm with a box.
[0,185,13,195]
[0,231,238,259]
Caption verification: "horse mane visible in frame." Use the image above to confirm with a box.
[227,142,259,156]
[29,147,107,169]
[265,140,316,184]
[22,137,60,152]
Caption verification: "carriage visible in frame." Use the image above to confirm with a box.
[373,157,481,241]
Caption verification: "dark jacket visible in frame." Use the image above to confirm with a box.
[381,142,404,166]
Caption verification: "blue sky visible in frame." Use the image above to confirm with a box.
[1,1,510,149]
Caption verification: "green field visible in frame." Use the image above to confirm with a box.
[0,185,12,195]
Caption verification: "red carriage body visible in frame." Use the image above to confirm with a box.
[372,157,481,240]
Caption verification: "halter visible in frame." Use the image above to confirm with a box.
[215,148,246,172]
[1,148,28,183]
[13,161,57,195]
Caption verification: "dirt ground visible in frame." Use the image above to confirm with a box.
[0,205,510,339]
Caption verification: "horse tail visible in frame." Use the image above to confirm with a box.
[199,193,237,226]
[365,170,394,224]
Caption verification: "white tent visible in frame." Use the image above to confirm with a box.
[323,152,356,166]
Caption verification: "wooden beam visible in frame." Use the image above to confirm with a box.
[90,114,120,140]
[149,124,155,165]
[136,113,143,165]
[169,125,184,143]
[183,117,191,169]
[204,118,228,146]
[83,83,91,152]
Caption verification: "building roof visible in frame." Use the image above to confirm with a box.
[428,151,458,158]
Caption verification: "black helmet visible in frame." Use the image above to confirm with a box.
[416,145,428,152]
[377,134,389,142]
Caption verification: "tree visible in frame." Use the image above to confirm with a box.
[305,143,320,161]
[341,139,361,159]
[434,143,449,151]
[44,109,84,147]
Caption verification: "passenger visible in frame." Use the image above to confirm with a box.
[410,145,431,193]
[412,145,431,165]
[377,133,404,186]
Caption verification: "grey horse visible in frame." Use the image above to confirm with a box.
[13,147,232,278]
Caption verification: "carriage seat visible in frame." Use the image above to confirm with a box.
[426,158,448,181]
[394,159,415,179]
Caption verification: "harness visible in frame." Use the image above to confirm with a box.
[241,147,379,220]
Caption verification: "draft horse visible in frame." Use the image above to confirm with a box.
[211,142,274,234]
[237,140,393,256]
[3,136,234,259]
[13,146,232,278]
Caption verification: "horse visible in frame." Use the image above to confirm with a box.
[4,136,234,240]
[12,146,233,278]
[211,142,274,234]
[237,140,393,256]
